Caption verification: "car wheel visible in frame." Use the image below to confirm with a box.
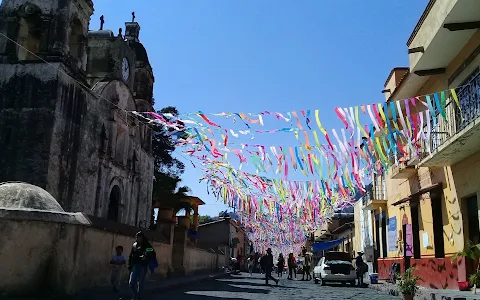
[320,278,326,286]
[314,278,319,284]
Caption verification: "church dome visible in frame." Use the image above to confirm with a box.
[0,182,64,212]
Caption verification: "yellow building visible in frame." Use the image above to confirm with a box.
[376,0,480,289]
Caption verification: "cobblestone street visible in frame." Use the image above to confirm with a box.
[149,273,400,300]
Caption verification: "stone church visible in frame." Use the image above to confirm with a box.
[0,0,155,227]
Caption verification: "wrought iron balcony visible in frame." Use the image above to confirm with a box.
[390,150,417,179]
[362,183,387,211]
[420,71,480,166]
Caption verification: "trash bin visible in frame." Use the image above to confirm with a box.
[369,273,378,284]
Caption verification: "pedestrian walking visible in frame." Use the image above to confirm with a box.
[247,255,255,276]
[236,253,242,273]
[277,253,285,278]
[302,252,312,281]
[287,253,296,280]
[259,253,266,274]
[264,248,279,285]
[110,245,126,293]
[356,251,367,286]
[128,231,156,300]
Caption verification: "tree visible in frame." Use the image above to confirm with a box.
[192,215,215,225]
[150,106,192,227]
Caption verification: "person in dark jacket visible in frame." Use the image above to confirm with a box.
[277,253,285,278]
[287,253,296,280]
[355,251,367,286]
[128,231,156,300]
[259,253,266,274]
[264,248,279,285]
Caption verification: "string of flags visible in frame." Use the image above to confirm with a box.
[131,86,467,253]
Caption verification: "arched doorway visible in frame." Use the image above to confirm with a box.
[107,185,121,221]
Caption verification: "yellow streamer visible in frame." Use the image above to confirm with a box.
[312,131,322,150]
[314,110,327,135]
[375,137,388,163]
[451,89,464,121]
[377,103,387,128]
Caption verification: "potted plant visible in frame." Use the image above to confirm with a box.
[452,241,480,293]
[470,271,480,294]
[397,267,419,300]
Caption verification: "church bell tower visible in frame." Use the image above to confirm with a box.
[125,12,140,43]
[0,0,94,78]
[124,12,154,112]
[0,0,94,198]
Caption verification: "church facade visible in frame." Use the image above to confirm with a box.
[0,0,155,227]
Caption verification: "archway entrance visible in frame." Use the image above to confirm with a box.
[107,185,121,221]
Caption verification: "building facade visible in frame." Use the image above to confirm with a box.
[353,184,376,273]
[197,217,250,268]
[376,0,480,289]
[0,0,155,226]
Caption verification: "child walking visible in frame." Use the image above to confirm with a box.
[110,245,126,293]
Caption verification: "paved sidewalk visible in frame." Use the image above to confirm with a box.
[369,279,480,300]
[6,272,230,300]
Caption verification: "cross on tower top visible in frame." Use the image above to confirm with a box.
[125,12,140,42]
[100,15,105,30]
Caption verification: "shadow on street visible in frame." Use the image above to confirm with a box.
[157,274,296,300]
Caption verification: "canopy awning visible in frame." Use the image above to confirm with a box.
[392,183,442,206]
[312,238,345,252]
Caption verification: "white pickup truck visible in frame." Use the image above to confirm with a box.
[313,251,356,286]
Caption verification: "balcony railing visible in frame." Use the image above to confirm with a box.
[361,183,387,207]
[421,71,480,159]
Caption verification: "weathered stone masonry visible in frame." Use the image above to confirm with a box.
[0,0,155,226]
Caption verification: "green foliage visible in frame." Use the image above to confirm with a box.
[397,267,419,296]
[195,215,215,225]
[151,106,191,214]
[469,272,480,287]
[452,241,480,263]
[453,241,480,287]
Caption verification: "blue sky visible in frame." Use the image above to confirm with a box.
[89,0,428,216]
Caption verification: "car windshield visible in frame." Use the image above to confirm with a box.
[324,252,351,262]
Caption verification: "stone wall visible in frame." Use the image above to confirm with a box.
[0,0,155,227]
[184,247,222,275]
[0,62,154,227]
[0,208,171,296]
[0,206,230,297]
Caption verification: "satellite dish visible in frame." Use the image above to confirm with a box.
[24,4,36,15]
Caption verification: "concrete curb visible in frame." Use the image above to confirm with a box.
[368,281,479,300]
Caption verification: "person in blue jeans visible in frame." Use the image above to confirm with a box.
[128,231,156,300]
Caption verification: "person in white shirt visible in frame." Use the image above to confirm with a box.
[110,245,126,293]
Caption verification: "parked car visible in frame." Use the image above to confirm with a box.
[313,251,356,286]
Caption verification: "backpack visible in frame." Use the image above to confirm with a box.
[146,246,158,273]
